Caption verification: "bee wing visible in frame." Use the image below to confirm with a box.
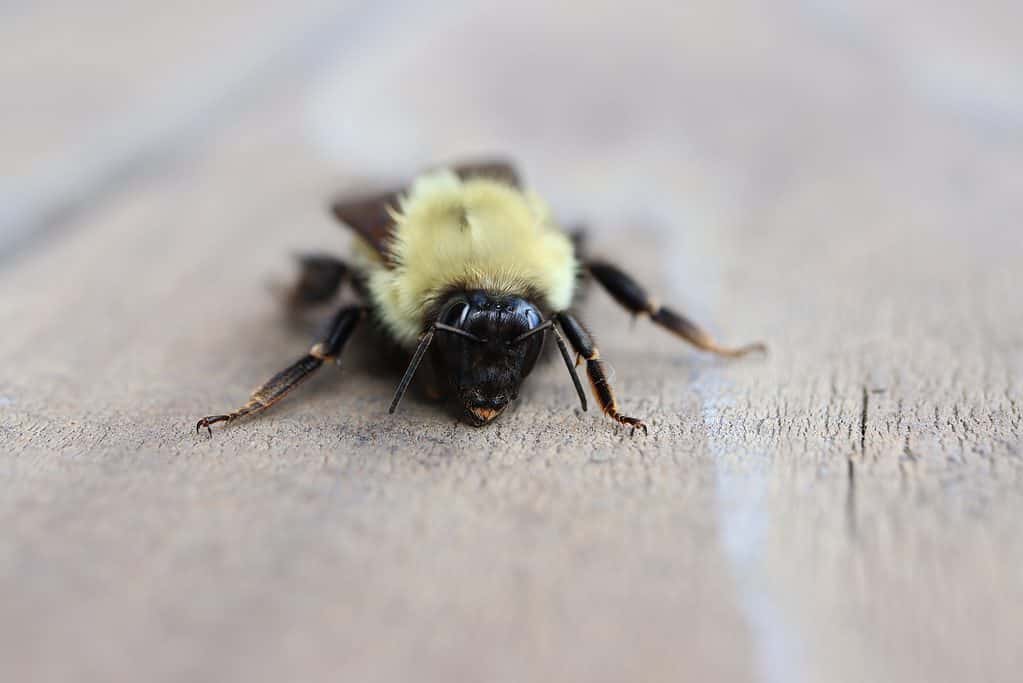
[450,158,521,187]
[329,159,521,265]
[330,188,402,265]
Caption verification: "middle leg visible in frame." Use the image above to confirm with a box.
[287,253,350,308]
[587,260,765,357]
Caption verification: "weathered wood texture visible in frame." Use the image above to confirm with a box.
[2,2,1021,682]
[0,0,383,256]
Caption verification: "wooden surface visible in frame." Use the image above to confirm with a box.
[2,2,1021,682]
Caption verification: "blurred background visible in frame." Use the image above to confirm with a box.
[1,2,1021,682]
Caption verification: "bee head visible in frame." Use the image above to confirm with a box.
[431,291,546,426]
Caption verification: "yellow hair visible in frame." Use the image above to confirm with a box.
[356,170,577,346]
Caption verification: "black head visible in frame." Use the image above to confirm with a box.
[431,291,546,425]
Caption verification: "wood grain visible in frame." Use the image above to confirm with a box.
[0,0,386,259]
[1,2,1021,682]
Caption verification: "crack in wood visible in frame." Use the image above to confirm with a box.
[860,385,869,456]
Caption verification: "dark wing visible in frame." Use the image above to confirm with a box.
[330,189,401,264]
[450,158,521,188]
[329,158,521,264]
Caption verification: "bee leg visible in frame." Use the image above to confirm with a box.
[287,254,350,308]
[586,261,766,357]
[566,224,589,259]
[554,312,647,435]
[196,305,365,436]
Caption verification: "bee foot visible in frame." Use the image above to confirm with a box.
[196,414,231,437]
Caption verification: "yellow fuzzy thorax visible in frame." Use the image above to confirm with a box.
[358,170,578,347]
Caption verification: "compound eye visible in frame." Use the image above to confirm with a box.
[524,307,540,330]
[439,301,470,328]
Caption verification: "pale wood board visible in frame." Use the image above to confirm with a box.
[1,2,1021,682]
[0,0,384,255]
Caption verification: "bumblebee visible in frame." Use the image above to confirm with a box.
[196,160,764,436]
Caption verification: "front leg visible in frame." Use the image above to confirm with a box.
[587,260,765,357]
[196,305,365,436]
[555,312,647,435]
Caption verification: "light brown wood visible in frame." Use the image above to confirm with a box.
[0,0,381,256]
[1,2,1021,682]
